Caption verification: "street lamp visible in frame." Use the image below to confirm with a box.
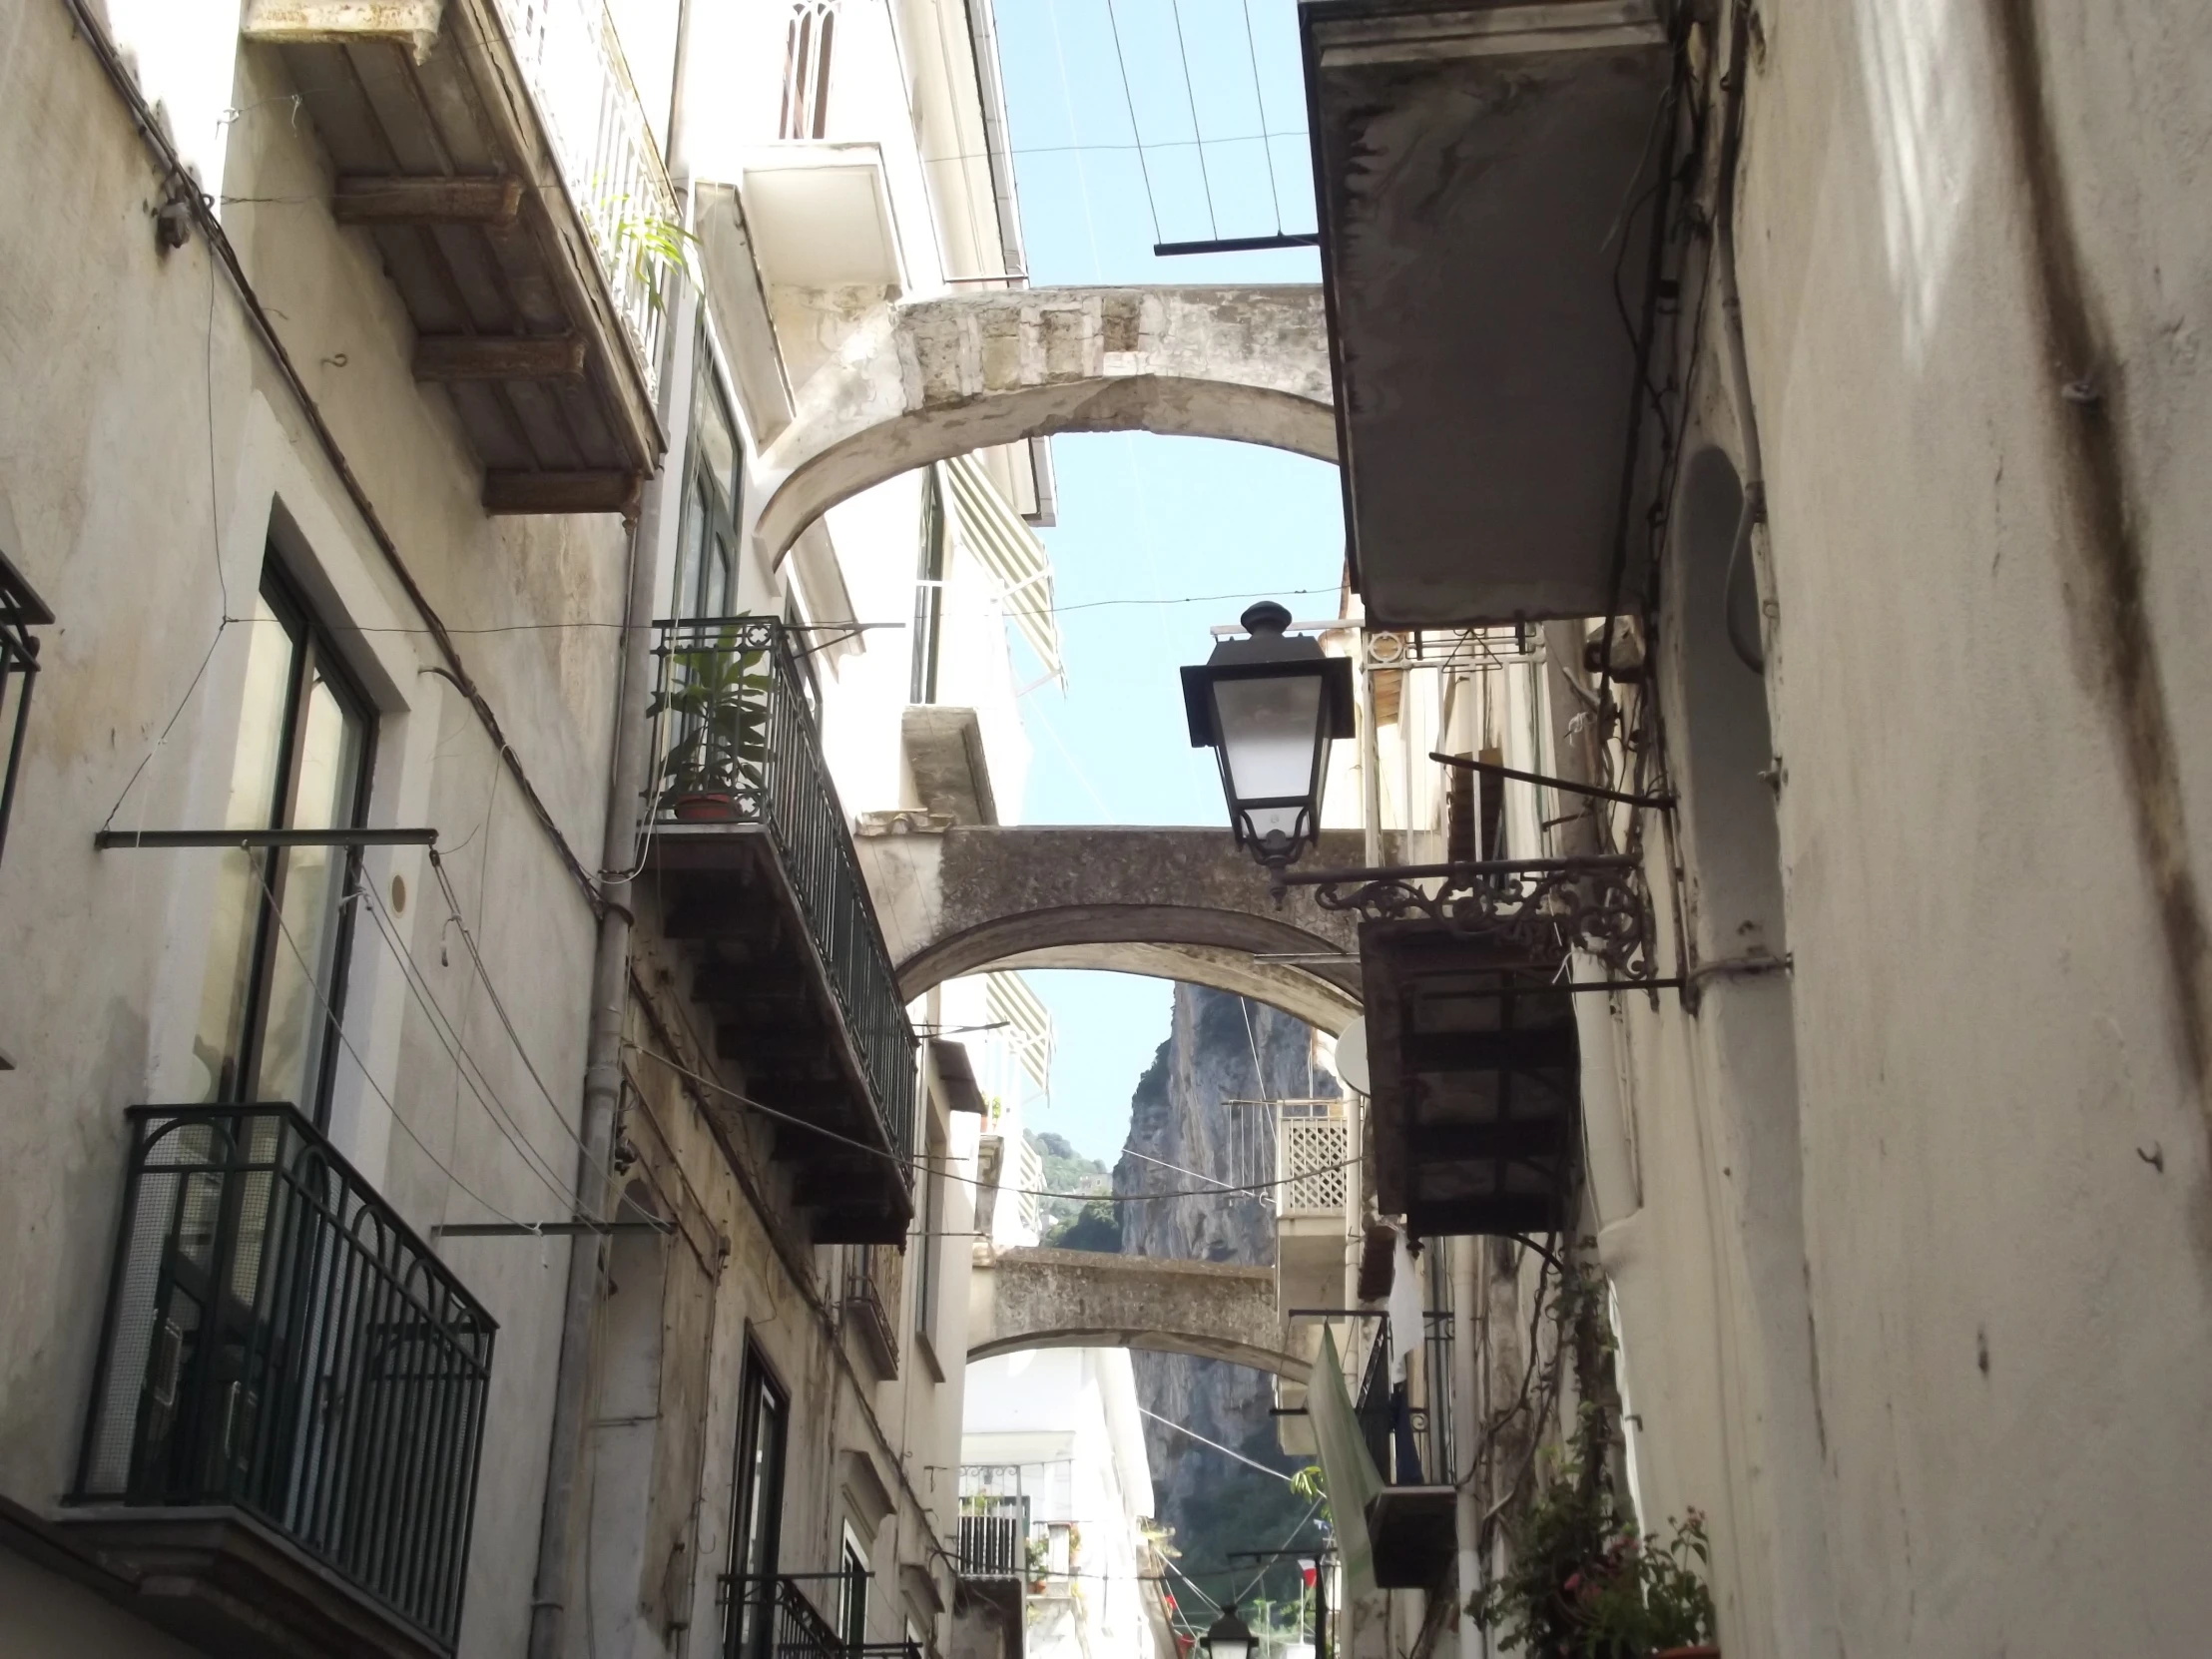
[1202,1604,1258,1659]
[1182,601,1355,897]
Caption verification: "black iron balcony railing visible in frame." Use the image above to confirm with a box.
[956,1494,1030,1580]
[74,1105,496,1650]
[0,547,52,874]
[721,1572,924,1659]
[649,616,917,1174]
[1356,1312,1454,1488]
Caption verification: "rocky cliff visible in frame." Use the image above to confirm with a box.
[1115,985,1337,1598]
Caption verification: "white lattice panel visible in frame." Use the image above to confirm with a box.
[1279,1119,1351,1217]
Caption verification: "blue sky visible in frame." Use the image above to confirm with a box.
[991,0,1343,1164]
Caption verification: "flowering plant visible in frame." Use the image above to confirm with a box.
[1469,1434,1714,1657]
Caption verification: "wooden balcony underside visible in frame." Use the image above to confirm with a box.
[246,0,662,512]
[649,830,914,1245]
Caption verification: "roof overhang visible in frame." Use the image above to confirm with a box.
[1301,0,1676,625]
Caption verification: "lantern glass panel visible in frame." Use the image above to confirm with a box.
[1212,672,1324,830]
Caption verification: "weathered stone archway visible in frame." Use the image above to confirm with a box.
[754,286,1334,563]
[968,1247,1308,1380]
[857,826,1381,1035]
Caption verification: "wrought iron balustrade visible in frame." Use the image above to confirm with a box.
[723,1572,924,1659]
[488,0,679,390]
[1355,1312,1454,1488]
[74,1104,496,1650]
[956,1494,1031,1580]
[649,616,918,1174]
[0,548,51,874]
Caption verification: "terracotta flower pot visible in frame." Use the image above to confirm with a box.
[674,792,738,823]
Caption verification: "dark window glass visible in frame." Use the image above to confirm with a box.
[726,1346,789,1659]
[909,469,946,705]
[839,1536,868,1648]
[191,562,373,1123]
[677,368,742,623]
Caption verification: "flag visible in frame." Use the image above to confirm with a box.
[1308,1326,1384,1600]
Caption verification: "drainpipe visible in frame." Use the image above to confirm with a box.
[529,10,697,1652]
[1452,1236,1483,1659]
[1715,0,1769,674]
[528,430,674,1659]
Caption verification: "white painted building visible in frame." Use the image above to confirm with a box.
[961,1348,1172,1659]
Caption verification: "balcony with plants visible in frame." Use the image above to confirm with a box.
[641,616,917,1244]
[60,1103,496,1659]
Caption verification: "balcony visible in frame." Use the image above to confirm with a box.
[723,1574,924,1659]
[242,0,672,513]
[644,618,917,1243]
[64,1104,496,1659]
[1356,1312,1454,1591]
[841,1243,905,1377]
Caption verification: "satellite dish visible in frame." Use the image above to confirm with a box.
[1333,1016,1371,1095]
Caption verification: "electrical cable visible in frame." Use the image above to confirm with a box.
[1167,0,1221,241]
[1239,0,1285,236]
[1101,0,1166,246]
[248,860,538,1229]
[1137,1406,1296,1483]
[624,1040,1363,1203]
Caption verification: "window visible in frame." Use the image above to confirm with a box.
[190,563,373,1122]
[838,1532,869,1649]
[908,468,946,706]
[780,0,837,140]
[725,1345,789,1659]
[914,1124,943,1342]
[676,366,742,623]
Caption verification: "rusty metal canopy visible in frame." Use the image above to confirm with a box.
[1361,921,1580,1237]
[1301,0,1675,625]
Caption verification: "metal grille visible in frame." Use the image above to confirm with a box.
[0,549,50,873]
[1355,1313,1453,1488]
[1277,1114,1350,1217]
[957,1495,1030,1579]
[650,617,918,1174]
[488,0,677,391]
[724,1573,923,1659]
[75,1105,496,1650]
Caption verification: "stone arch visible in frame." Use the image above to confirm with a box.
[966,1248,1309,1380]
[754,286,1334,563]
[856,825,1376,1035]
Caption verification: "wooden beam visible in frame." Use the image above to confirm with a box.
[333,174,522,228]
[414,333,586,381]
[482,470,640,516]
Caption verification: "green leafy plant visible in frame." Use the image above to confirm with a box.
[1471,1441,1714,1657]
[650,629,771,810]
[605,194,701,319]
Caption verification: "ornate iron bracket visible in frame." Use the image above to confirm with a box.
[1284,854,1665,984]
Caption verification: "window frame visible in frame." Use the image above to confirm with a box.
[724,1340,791,1659]
[217,560,376,1125]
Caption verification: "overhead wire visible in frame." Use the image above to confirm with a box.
[248,859,537,1230]
[625,1041,1363,1203]
[1101,0,1166,246]
[1167,0,1221,240]
[1238,0,1285,236]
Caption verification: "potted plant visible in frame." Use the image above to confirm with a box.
[650,627,772,821]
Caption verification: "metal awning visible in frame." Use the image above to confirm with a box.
[1301,0,1676,625]
[944,454,1064,685]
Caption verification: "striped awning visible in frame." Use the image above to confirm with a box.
[943,453,1064,685]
